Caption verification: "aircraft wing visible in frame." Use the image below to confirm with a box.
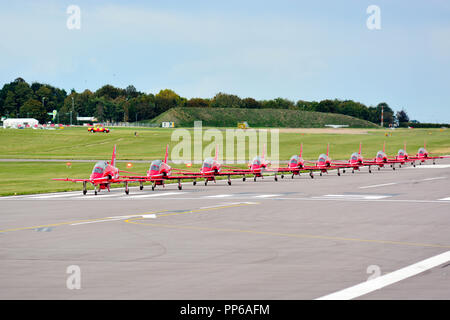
[52,178,91,182]
[52,177,145,183]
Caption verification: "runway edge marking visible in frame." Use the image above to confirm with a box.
[316,250,450,300]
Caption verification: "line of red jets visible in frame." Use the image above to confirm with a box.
[53,142,449,195]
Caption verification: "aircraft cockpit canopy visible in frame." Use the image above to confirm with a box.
[252,156,261,166]
[202,158,214,169]
[418,148,427,155]
[150,160,162,171]
[318,154,327,163]
[377,151,386,159]
[289,155,299,165]
[92,161,108,174]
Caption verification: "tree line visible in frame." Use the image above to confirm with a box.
[0,77,414,126]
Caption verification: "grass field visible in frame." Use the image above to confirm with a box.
[0,126,449,196]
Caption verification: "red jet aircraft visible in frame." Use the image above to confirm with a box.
[225,144,271,182]
[271,143,355,180]
[124,145,199,190]
[178,145,239,186]
[406,142,450,165]
[52,145,139,195]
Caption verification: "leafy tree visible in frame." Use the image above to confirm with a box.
[396,109,409,126]
[19,98,48,123]
[210,92,243,108]
[317,99,338,113]
[187,98,210,108]
[125,85,140,99]
[95,84,125,100]
[155,89,182,114]
[242,97,261,109]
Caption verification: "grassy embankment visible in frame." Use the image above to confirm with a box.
[149,107,379,128]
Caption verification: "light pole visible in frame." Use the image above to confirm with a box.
[71,96,74,126]
[42,97,46,123]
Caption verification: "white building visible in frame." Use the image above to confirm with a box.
[3,118,39,128]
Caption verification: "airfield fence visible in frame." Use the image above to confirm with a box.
[103,122,160,128]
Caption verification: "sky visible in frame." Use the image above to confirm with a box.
[0,0,449,123]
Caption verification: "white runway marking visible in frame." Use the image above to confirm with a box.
[407,164,450,169]
[421,177,446,181]
[71,218,123,226]
[31,193,80,199]
[127,192,185,199]
[359,183,397,189]
[316,250,450,300]
[141,214,157,219]
[254,194,281,198]
[205,194,233,198]
[316,194,391,200]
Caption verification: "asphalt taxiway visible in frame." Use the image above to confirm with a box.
[1,160,449,299]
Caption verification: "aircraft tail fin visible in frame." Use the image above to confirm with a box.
[111,145,117,167]
[359,142,362,155]
[164,144,169,164]
[299,143,303,158]
[326,143,329,157]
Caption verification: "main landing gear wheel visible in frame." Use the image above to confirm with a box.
[243,177,246,182]
[254,176,257,182]
[281,174,284,179]
[125,189,129,195]
[343,169,346,173]
[320,172,322,176]
[178,185,182,190]
[291,174,295,179]
[83,190,87,195]
[193,181,197,186]
[274,176,278,182]
[205,180,208,186]
[94,190,98,195]
[378,167,381,171]
[369,169,372,173]
[140,185,144,191]
[228,181,231,185]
